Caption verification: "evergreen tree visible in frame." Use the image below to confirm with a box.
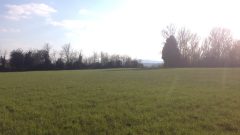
[162,35,181,67]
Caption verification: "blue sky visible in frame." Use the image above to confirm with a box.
[0,0,240,61]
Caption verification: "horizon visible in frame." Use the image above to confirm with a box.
[1,0,240,61]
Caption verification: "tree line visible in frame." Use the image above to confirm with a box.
[2,25,240,70]
[0,44,143,71]
[162,25,240,67]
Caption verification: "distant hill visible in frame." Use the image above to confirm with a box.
[141,60,163,68]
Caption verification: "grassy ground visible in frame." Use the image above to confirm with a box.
[0,68,240,135]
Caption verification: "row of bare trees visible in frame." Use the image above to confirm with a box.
[0,44,143,71]
[162,25,240,67]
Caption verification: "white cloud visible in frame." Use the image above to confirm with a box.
[79,9,89,15]
[0,28,20,33]
[50,19,96,31]
[78,9,99,17]
[50,20,86,30]
[5,3,56,20]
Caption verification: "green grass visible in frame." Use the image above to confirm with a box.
[1,68,240,135]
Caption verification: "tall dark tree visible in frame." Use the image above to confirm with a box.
[55,58,65,69]
[0,50,7,70]
[162,35,181,67]
[10,49,25,70]
[42,44,52,69]
[24,51,34,70]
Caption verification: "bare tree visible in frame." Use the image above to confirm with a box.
[177,27,200,66]
[43,43,51,53]
[177,28,191,61]
[50,49,58,64]
[229,40,240,66]
[162,24,176,39]
[78,50,83,64]
[61,43,71,63]
[100,52,109,66]
[188,33,201,66]
[69,50,79,63]
[204,28,233,66]
[88,52,99,64]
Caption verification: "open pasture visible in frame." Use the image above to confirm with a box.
[0,68,240,135]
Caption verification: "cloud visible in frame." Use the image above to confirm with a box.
[50,19,96,31]
[50,20,85,30]
[4,3,56,20]
[48,8,102,31]
[0,28,20,33]
[79,9,89,15]
[79,9,98,16]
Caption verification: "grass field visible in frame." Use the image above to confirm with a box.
[0,68,240,135]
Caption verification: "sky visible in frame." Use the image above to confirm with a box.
[0,0,240,61]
